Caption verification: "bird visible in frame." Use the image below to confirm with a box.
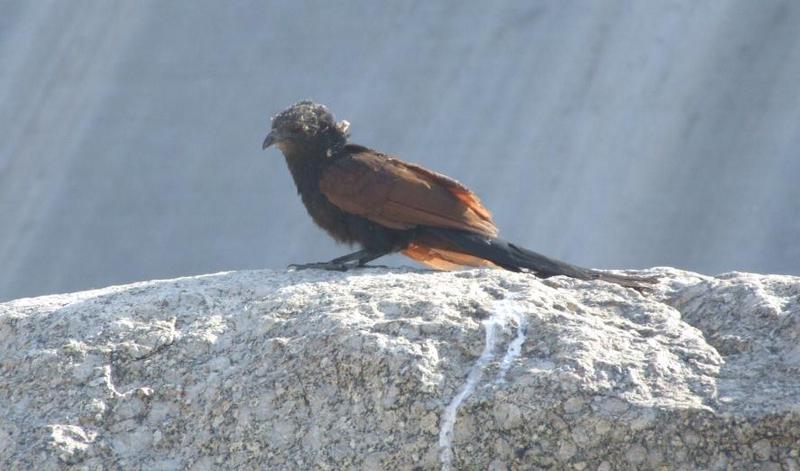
[262,101,656,289]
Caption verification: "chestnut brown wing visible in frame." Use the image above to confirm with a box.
[319,151,498,237]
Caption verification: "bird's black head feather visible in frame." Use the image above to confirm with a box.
[272,101,335,135]
[265,101,350,152]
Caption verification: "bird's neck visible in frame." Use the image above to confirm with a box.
[281,142,338,196]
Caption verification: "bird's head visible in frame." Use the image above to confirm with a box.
[262,101,350,153]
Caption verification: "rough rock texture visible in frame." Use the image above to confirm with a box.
[1,268,799,470]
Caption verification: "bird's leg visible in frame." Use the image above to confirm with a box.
[330,249,374,265]
[351,250,388,267]
[288,249,390,272]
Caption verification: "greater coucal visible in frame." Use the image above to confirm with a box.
[262,101,654,289]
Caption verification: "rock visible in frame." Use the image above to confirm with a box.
[1,267,798,469]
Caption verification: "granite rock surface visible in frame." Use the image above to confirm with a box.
[1,268,798,469]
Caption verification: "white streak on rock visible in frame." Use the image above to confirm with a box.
[438,297,527,470]
[494,299,527,383]
[438,317,499,470]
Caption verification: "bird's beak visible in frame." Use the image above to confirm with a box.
[262,129,279,150]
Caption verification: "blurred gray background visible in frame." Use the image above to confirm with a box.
[1,1,799,301]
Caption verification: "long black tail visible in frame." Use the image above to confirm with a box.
[420,227,657,289]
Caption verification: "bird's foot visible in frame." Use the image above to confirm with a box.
[288,261,350,272]
[287,261,391,272]
[358,264,390,269]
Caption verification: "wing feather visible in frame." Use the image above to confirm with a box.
[319,150,498,237]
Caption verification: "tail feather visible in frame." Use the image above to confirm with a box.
[415,227,657,290]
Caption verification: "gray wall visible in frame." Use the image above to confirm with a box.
[1,1,799,301]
